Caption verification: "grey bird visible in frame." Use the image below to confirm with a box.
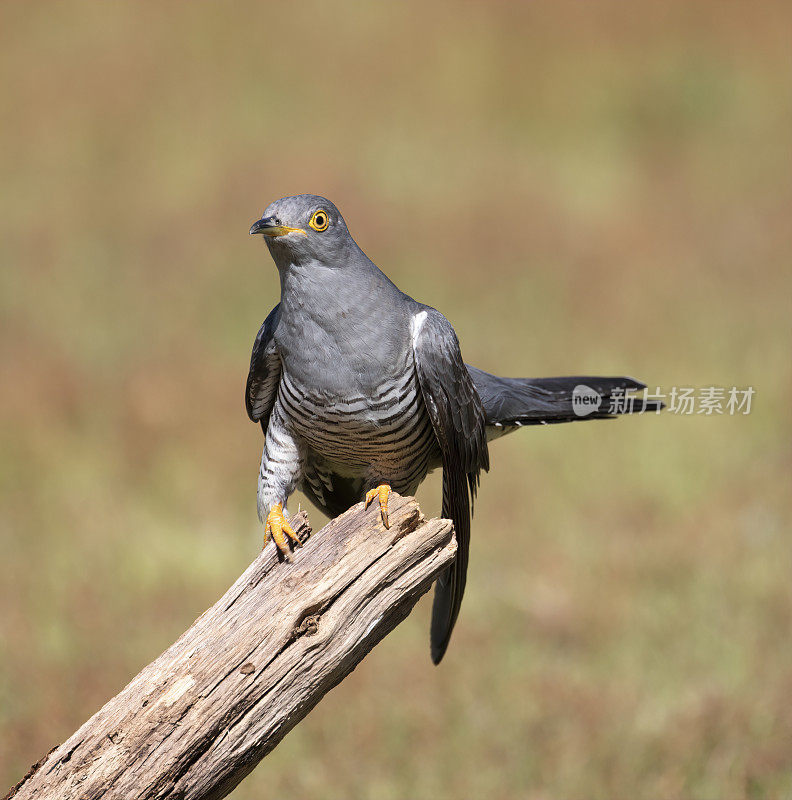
[247,194,660,664]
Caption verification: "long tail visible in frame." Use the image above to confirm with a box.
[467,365,662,428]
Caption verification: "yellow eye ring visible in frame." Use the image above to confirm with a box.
[309,209,329,232]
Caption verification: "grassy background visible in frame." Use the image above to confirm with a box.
[1,2,790,797]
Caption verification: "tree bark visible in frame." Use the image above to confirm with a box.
[6,494,455,800]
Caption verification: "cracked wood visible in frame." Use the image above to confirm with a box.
[5,494,456,800]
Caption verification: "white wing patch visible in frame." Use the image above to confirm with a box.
[411,310,428,348]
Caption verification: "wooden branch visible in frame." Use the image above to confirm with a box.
[6,494,455,800]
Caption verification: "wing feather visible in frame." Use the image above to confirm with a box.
[245,304,281,430]
[411,306,489,664]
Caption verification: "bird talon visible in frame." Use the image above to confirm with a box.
[365,484,391,529]
[265,503,301,560]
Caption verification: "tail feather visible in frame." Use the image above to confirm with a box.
[467,366,663,426]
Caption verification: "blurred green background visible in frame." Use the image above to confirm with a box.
[1,2,790,798]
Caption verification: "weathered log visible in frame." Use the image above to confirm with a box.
[6,494,455,800]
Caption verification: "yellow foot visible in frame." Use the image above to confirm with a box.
[265,503,302,561]
[365,484,392,529]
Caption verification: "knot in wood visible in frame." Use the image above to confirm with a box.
[295,614,320,637]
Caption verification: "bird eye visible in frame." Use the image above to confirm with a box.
[309,209,329,232]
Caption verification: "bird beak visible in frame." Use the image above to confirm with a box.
[249,216,306,238]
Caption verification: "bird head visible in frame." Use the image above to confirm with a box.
[249,194,353,268]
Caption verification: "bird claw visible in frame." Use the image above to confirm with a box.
[265,503,302,561]
[365,484,391,529]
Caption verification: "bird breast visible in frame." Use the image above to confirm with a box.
[276,365,437,479]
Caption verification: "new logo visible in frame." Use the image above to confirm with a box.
[572,384,602,417]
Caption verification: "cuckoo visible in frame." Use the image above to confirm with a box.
[247,194,660,663]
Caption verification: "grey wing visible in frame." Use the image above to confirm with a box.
[245,304,281,431]
[411,306,489,664]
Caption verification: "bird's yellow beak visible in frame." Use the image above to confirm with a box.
[249,216,306,238]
